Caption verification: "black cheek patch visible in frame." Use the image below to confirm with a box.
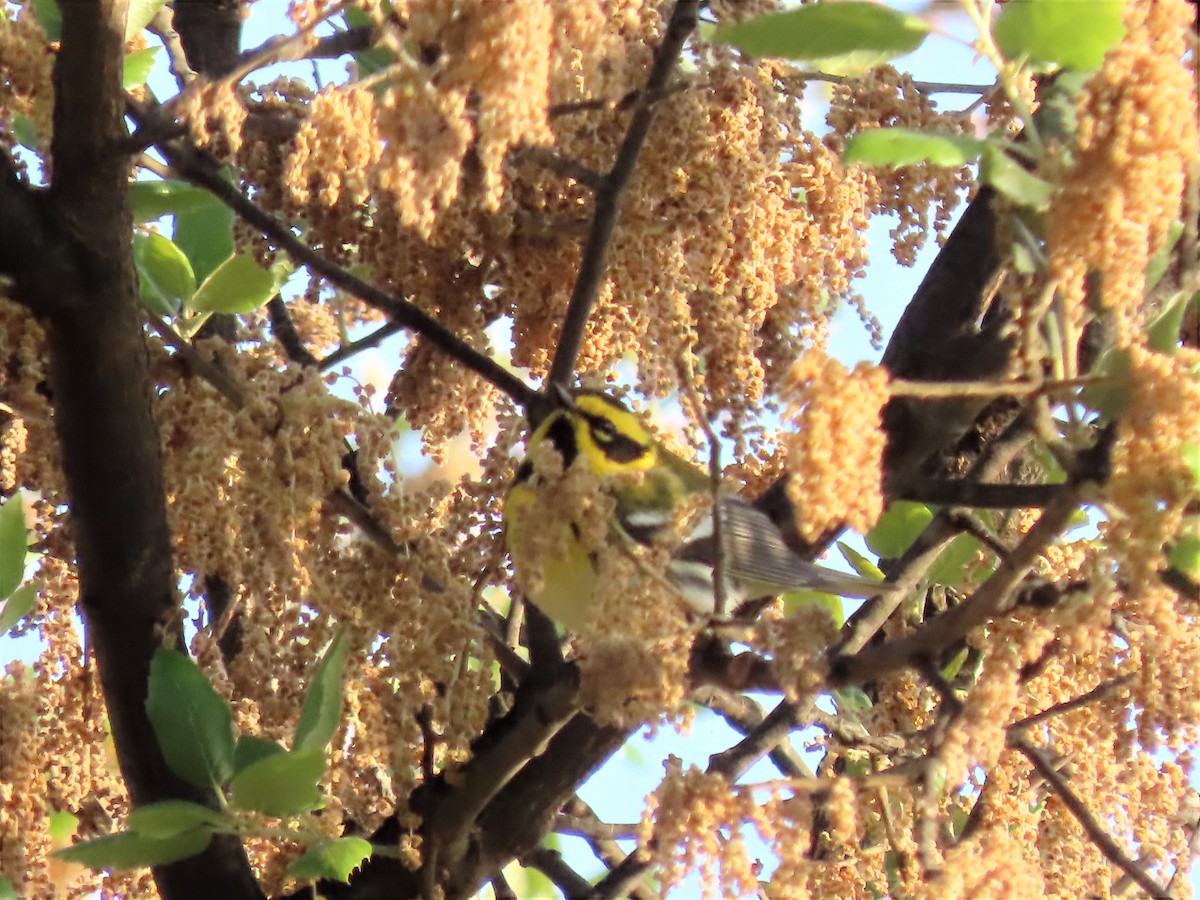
[604,433,650,464]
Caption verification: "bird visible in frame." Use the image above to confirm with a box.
[503,388,890,631]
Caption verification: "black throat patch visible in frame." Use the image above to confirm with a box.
[515,412,578,483]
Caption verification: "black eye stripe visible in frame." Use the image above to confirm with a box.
[587,415,617,442]
[581,414,649,463]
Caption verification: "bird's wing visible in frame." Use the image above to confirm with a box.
[677,495,890,598]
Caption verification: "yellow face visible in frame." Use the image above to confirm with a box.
[561,392,658,477]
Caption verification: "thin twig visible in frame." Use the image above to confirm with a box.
[146,313,246,405]
[147,6,195,88]
[547,0,700,388]
[145,131,538,408]
[589,848,653,899]
[945,510,1013,558]
[1012,736,1168,898]
[832,483,1085,685]
[1165,814,1200,897]
[490,867,518,900]
[677,354,726,616]
[707,698,811,781]
[234,23,375,77]
[1007,676,1133,732]
[894,477,1064,509]
[915,659,967,873]
[911,80,991,94]
[844,413,1038,657]
[222,3,349,86]
[555,813,639,842]
[888,375,1106,399]
[515,147,608,191]
[318,321,405,370]
[559,796,661,900]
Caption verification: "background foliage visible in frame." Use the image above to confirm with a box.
[0,0,1198,897]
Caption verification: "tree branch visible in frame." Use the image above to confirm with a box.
[428,668,581,873]
[148,133,539,409]
[266,295,319,367]
[1012,736,1168,898]
[830,483,1086,686]
[318,321,404,371]
[546,0,700,388]
[893,478,1064,509]
[41,3,260,897]
[520,847,595,898]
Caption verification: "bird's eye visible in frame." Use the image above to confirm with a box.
[590,417,617,443]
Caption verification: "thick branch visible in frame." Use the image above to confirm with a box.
[880,187,1010,487]
[44,3,260,897]
[171,0,242,77]
[893,477,1064,509]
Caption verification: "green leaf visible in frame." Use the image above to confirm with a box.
[123,47,159,90]
[230,748,326,817]
[53,828,212,871]
[1182,444,1200,490]
[133,231,196,317]
[125,0,166,41]
[867,501,934,558]
[1035,69,1092,144]
[127,801,229,839]
[1168,533,1200,578]
[31,0,61,41]
[948,805,972,839]
[1146,291,1197,355]
[0,583,38,634]
[175,196,235,284]
[294,631,350,753]
[1082,347,1133,421]
[715,2,929,73]
[940,646,971,682]
[285,836,372,883]
[837,542,886,581]
[131,180,224,224]
[342,6,371,27]
[780,589,843,629]
[234,734,287,774]
[48,810,79,844]
[499,862,559,900]
[980,145,1053,211]
[927,535,988,588]
[994,0,1125,72]
[844,128,986,168]
[1147,221,1185,291]
[833,686,873,713]
[145,648,236,790]
[0,492,28,600]
[11,115,38,151]
[189,253,285,315]
[0,876,17,900]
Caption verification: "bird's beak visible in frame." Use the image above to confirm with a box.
[526,382,576,428]
[551,382,576,412]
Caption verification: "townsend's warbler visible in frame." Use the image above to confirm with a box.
[505,389,888,630]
